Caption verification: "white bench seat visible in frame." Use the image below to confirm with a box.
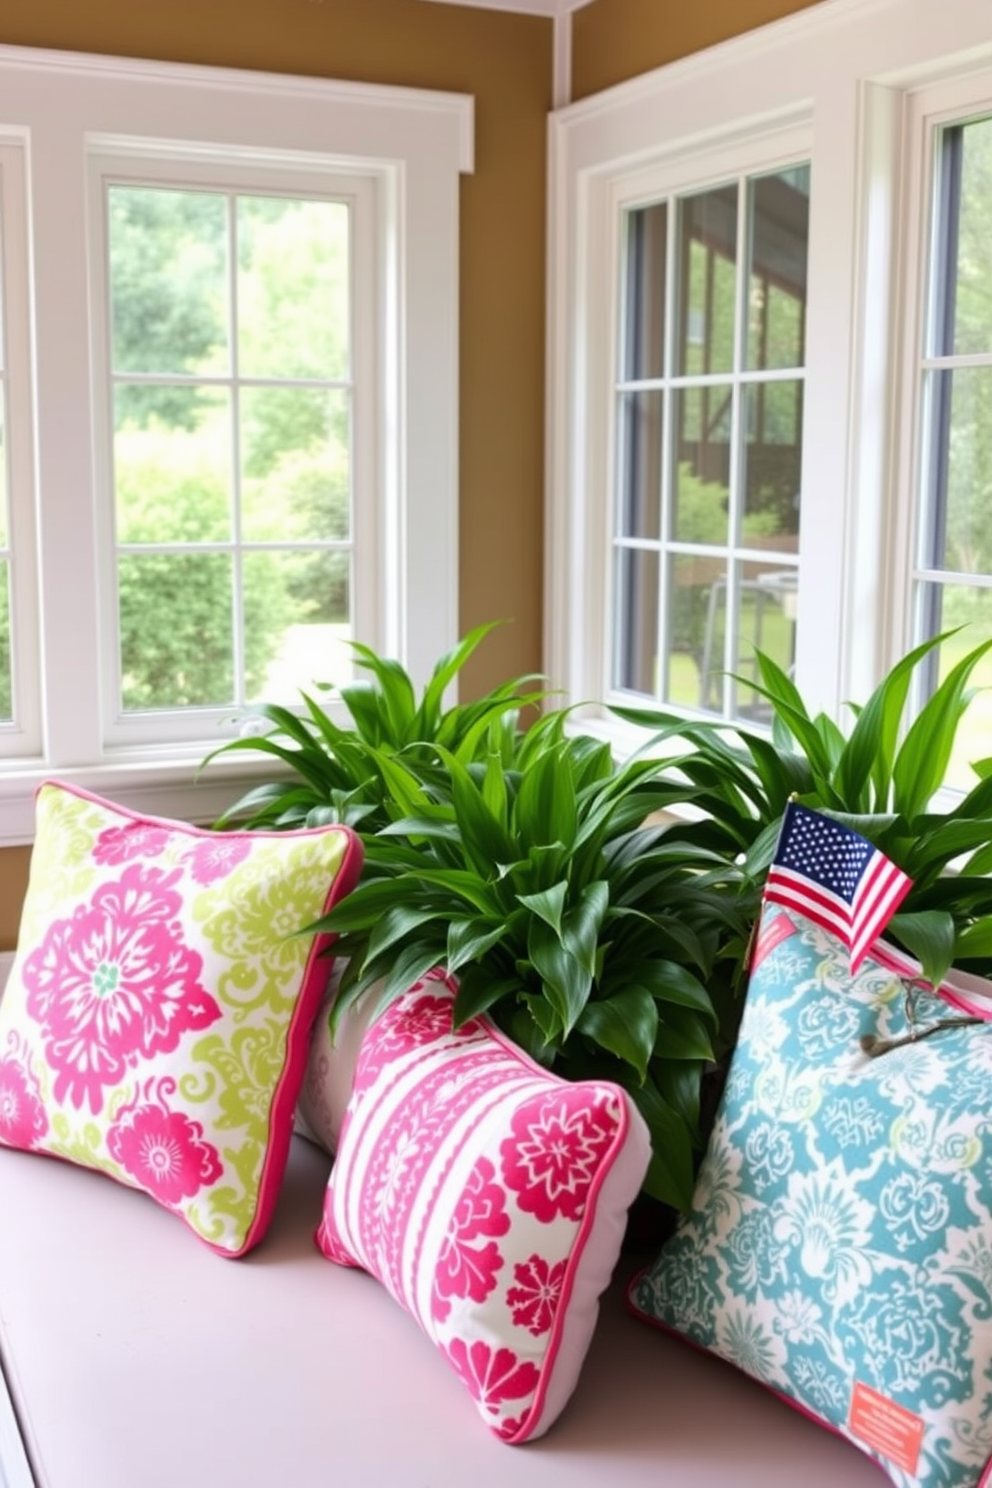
[0,1135,887,1488]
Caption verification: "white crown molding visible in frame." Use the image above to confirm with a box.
[417,0,593,16]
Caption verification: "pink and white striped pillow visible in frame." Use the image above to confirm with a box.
[315,970,652,1442]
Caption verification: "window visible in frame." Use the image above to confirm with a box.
[548,0,992,775]
[0,48,471,842]
[613,162,808,719]
[907,101,992,787]
[90,158,373,748]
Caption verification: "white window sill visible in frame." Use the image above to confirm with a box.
[0,753,283,846]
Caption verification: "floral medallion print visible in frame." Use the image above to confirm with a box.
[0,1039,48,1148]
[501,1090,618,1223]
[432,1157,509,1322]
[743,1121,794,1192]
[0,779,361,1256]
[716,1298,788,1384]
[772,1163,875,1304]
[443,1337,541,1435]
[93,822,173,866]
[317,975,651,1443]
[186,834,252,885]
[844,1275,970,1406]
[23,862,221,1113]
[506,1254,565,1336]
[107,1079,223,1206]
[879,1171,952,1252]
[629,904,992,1488]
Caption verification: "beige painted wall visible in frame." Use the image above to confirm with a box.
[572,0,828,100]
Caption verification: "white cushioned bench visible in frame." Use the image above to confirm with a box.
[0,1132,887,1488]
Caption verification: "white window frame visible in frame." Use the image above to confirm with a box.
[0,44,472,844]
[546,0,992,756]
[86,147,381,751]
[604,123,811,715]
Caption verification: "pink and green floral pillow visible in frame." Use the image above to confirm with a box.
[0,780,362,1256]
[316,970,652,1442]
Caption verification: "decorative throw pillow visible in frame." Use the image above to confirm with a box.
[316,969,652,1443]
[0,780,362,1257]
[629,802,992,1488]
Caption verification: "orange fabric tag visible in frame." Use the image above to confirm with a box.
[848,1381,924,1474]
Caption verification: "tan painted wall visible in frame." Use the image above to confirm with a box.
[572,0,828,101]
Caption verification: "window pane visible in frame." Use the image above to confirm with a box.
[612,158,809,726]
[237,196,350,382]
[741,380,803,549]
[613,546,659,693]
[919,366,992,573]
[241,386,350,543]
[108,186,228,375]
[677,185,737,377]
[107,182,354,720]
[616,390,662,540]
[622,203,667,381]
[672,387,731,545]
[119,553,234,709]
[734,560,796,710]
[673,552,727,711]
[245,549,352,704]
[114,386,231,545]
[915,113,992,763]
[0,398,8,546]
[746,167,810,371]
[942,117,992,357]
[912,594,992,790]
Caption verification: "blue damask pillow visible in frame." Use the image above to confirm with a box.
[629,806,992,1488]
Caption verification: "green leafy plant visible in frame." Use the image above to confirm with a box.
[202,623,992,1220]
[307,713,753,1214]
[200,621,547,834]
[612,628,992,994]
[202,624,755,1214]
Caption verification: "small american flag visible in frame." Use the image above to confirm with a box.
[764,801,912,970]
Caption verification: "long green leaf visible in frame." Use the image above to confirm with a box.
[446,751,518,875]
[654,1005,716,1063]
[887,909,957,989]
[624,1079,696,1211]
[453,963,524,1024]
[953,917,992,961]
[413,620,500,734]
[892,637,992,817]
[642,960,717,1021]
[365,903,450,963]
[527,918,593,1036]
[563,880,610,977]
[445,916,506,974]
[516,882,569,936]
[346,645,417,743]
[577,986,658,1082]
[514,745,578,852]
[836,632,945,810]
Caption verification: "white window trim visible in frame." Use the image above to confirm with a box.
[603,121,811,715]
[546,0,992,754]
[0,44,472,844]
[85,148,381,752]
